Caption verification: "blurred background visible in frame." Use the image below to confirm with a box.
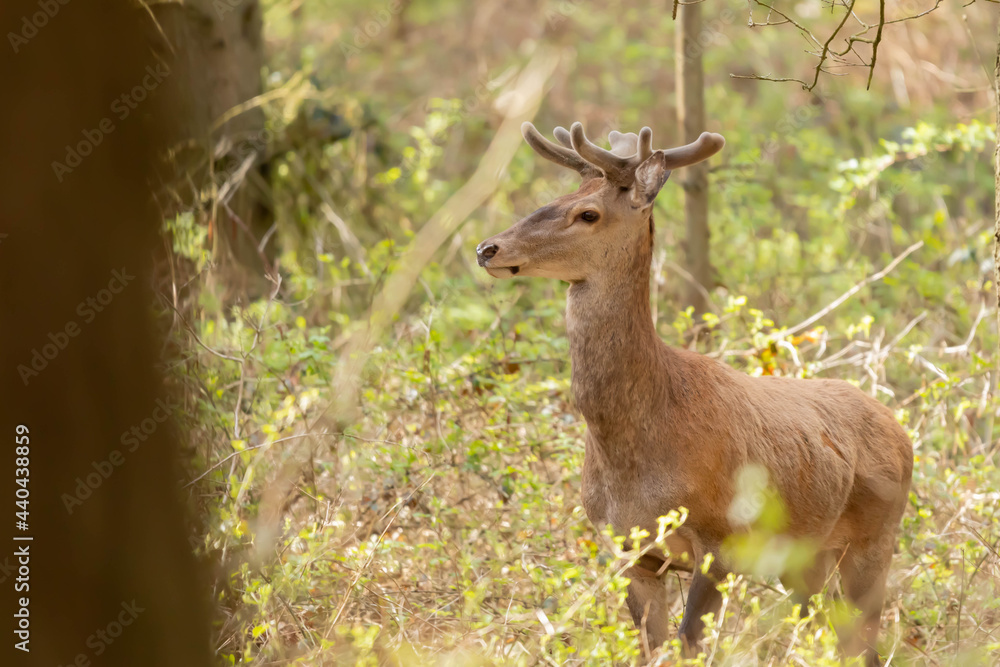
[2,0,999,665]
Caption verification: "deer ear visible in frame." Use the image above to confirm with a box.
[631,151,671,208]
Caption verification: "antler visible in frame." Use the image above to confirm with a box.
[521,121,725,185]
[520,122,600,178]
[660,131,726,171]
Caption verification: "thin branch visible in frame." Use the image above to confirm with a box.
[183,432,328,488]
[729,73,811,87]
[746,1,823,50]
[773,241,923,341]
[232,274,282,439]
[921,300,987,355]
[739,0,944,90]
[222,200,278,278]
[310,49,560,431]
[867,0,886,89]
[886,0,943,25]
[328,473,436,629]
[665,260,718,314]
[808,0,856,91]
[167,301,243,362]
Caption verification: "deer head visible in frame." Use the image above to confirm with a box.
[476,121,724,283]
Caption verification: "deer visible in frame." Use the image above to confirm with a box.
[475,121,913,665]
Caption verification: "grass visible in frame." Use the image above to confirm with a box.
[170,253,1000,665]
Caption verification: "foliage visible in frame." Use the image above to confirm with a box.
[166,0,1000,664]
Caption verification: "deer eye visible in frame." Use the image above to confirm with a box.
[579,210,599,223]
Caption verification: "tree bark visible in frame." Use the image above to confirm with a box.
[676,0,713,315]
[0,2,211,666]
[153,0,273,295]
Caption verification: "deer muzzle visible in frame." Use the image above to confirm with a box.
[476,239,521,277]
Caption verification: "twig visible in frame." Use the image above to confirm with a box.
[880,311,927,360]
[957,548,965,651]
[665,260,718,313]
[290,155,373,278]
[729,73,810,88]
[912,352,951,382]
[746,0,823,50]
[929,299,987,355]
[807,0,857,91]
[222,201,277,278]
[866,0,885,90]
[183,432,331,488]
[310,49,560,431]
[233,273,281,439]
[886,0,943,25]
[773,241,923,341]
[328,473,436,629]
[739,0,944,90]
[165,299,243,362]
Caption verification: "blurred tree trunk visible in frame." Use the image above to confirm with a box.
[152,0,273,294]
[676,0,712,315]
[0,2,211,665]
[995,20,1000,355]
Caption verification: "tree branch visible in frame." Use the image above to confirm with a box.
[866,0,885,90]
[773,241,923,341]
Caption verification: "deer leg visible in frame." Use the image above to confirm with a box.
[624,565,670,660]
[677,560,725,658]
[784,548,837,618]
[838,541,892,667]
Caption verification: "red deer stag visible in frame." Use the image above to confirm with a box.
[476,121,912,664]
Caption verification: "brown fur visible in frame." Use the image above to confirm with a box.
[477,123,913,665]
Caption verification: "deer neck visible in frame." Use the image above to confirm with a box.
[565,239,667,440]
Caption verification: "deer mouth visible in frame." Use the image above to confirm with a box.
[485,265,521,278]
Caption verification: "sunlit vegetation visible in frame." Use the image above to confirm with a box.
[168,1,1000,664]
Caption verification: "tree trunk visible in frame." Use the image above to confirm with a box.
[676,0,713,315]
[994,18,1000,359]
[153,0,273,295]
[0,2,211,665]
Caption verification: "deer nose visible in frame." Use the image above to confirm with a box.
[477,242,498,266]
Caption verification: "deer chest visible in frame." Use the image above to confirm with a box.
[580,435,690,538]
